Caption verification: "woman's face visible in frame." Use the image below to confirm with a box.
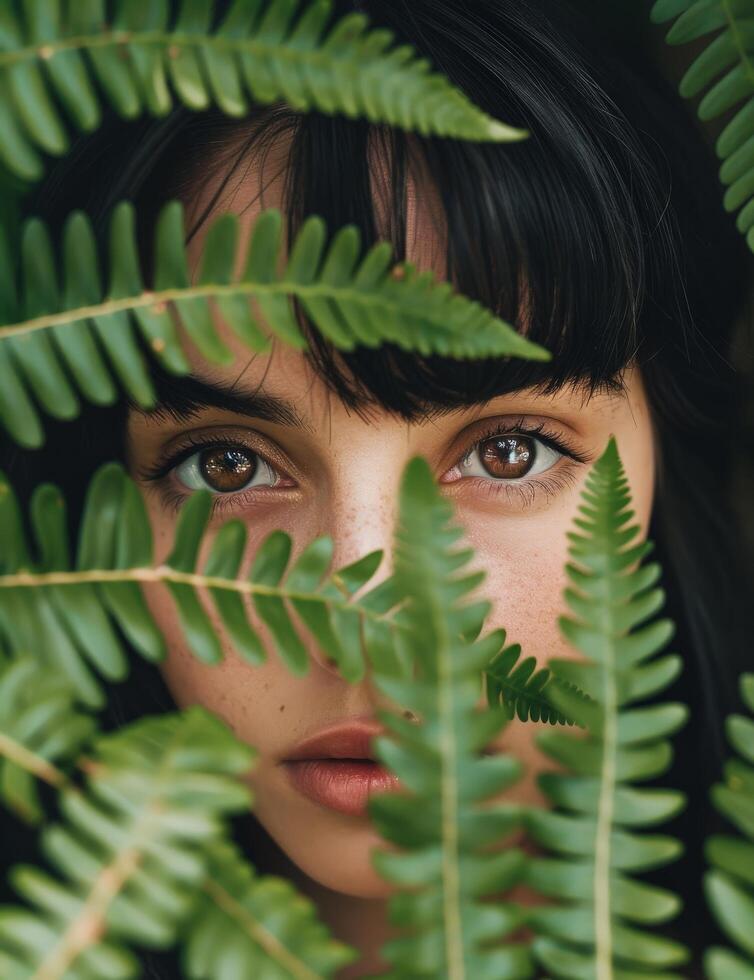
[125,139,656,899]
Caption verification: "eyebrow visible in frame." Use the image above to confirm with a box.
[132,366,629,433]
[132,373,314,432]
[418,374,628,422]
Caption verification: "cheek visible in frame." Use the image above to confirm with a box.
[465,502,574,663]
[140,578,292,740]
[459,452,655,664]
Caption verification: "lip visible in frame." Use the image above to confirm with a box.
[282,721,403,817]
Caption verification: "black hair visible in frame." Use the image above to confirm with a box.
[2,1,753,973]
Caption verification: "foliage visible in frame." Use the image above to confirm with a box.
[0,459,399,702]
[651,0,754,253]
[0,1,753,979]
[0,708,254,978]
[366,457,531,979]
[0,458,572,719]
[523,438,690,979]
[0,654,96,824]
[0,0,527,184]
[0,435,721,978]
[181,836,359,979]
[0,200,547,448]
[704,673,754,979]
[485,636,591,727]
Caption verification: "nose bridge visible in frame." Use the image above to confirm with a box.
[304,438,406,680]
[326,460,399,584]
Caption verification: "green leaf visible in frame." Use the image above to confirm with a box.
[484,637,592,725]
[0,707,253,977]
[527,436,690,977]
[367,456,532,978]
[0,201,549,447]
[0,656,94,824]
[650,0,754,255]
[0,0,528,182]
[180,837,358,978]
[705,672,754,975]
[0,463,408,704]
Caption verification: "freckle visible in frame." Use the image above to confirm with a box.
[326,657,338,667]
[403,709,415,719]
[279,704,285,712]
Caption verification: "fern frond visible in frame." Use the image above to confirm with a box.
[181,837,357,979]
[650,0,754,254]
[704,672,754,979]
[366,456,532,979]
[0,201,548,448]
[0,654,95,824]
[0,0,528,183]
[0,707,253,980]
[485,635,592,726]
[0,462,409,707]
[523,436,691,979]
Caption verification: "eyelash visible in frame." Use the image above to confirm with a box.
[140,419,590,514]
[138,433,280,515]
[465,418,589,467]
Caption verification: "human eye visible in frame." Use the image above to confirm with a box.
[441,418,592,508]
[174,444,280,493]
[140,430,296,513]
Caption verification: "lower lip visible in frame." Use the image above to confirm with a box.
[283,759,401,816]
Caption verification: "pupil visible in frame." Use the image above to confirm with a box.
[200,447,256,492]
[480,436,535,479]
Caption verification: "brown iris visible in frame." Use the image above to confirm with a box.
[478,435,535,479]
[199,447,257,492]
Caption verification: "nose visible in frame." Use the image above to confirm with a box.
[308,459,401,679]
[330,494,396,580]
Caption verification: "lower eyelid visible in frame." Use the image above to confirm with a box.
[158,480,298,517]
[473,467,579,506]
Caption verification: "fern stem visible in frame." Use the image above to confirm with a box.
[435,598,465,977]
[31,717,218,978]
[594,652,617,980]
[0,732,69,792]
[31,830,150,980]
[201,877,327,980]
[0,564,383,616]
[0,278,432,342]
[0,30,383,72]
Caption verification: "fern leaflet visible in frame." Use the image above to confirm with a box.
[0,654,95,823]
[485,635,591,726]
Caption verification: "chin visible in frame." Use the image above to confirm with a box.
[255,795,402,898]
[301,854,398,899]
[286,821,402,898]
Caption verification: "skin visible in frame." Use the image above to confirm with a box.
[125,131,656,975]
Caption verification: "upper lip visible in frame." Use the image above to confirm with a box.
[283,721,386,762]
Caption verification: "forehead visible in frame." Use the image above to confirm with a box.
[184,125,448,284]
[175,125,452,408]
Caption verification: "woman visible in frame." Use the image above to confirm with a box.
[2,0,752,975]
